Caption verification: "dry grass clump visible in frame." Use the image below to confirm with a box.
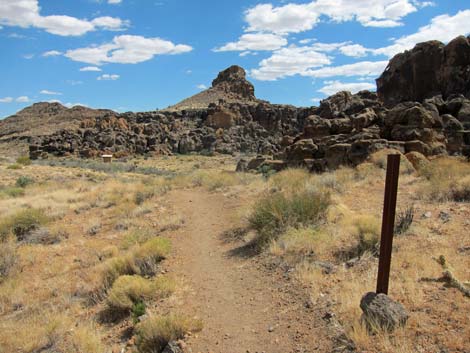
[0,208,49,241]
[101,237,171,290]
[419,157,470,202]
[269,227,330,259]
[0,186,25,198]
[249,188,331,249]
[106,275,174,313]
[136,314,203,353]
[351,215,381,256]
[132,237,171,276]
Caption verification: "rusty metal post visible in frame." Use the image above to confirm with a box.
[376,154,401,295]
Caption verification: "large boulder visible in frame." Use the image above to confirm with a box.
[212,65,255,100]
[377,36,470,106]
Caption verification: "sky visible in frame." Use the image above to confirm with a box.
[0,0,470,118]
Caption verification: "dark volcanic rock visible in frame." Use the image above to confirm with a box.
[360,292,409,332]
[377,36,470,106]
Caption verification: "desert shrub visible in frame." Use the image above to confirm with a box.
[352,215,381,256]
[395,206,415,235]
[0,208,49,241]
[249,189,331,249]
[6,164,22,170]
[0,242,17,281]
[135,190,154,205]
[0,187,25,198]
[132,301,147,323]
[15,176,34,188]
[136,315,202,353]
[16,156,31,166]
[132,237,171,276]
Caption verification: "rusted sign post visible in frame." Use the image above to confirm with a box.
[376,154,401,295]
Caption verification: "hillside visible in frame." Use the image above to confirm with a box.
[0,102,116,141]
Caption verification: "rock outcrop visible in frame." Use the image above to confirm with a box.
[377,36,470,106]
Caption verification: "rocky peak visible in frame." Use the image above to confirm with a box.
[18,102,68,116]
[211,65,255,100]
[377,35,470,106]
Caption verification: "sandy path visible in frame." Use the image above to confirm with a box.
[164,189,332,353]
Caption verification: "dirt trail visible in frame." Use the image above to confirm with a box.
[164,189,332,353]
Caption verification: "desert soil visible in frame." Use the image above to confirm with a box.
[162,189,332,353]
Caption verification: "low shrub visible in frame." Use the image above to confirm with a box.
[369,149,415,175]
[136,315,202,353]
[135,190,154,205]
[451,175,470,202]
[0,242,17,282]
[395,206,414,235]
[0,208,49,241]
[249,189,331,249]
[16,156,31,166]
[101,256,137,290]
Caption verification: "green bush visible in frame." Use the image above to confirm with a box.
[249,190,331,249]
[132,301,147,324]
[0,208,49,241]
[352,215,381,256]
[136,315,202,353]
[107,275,156,312]
[15,176,34,188]
[16,156,31,166]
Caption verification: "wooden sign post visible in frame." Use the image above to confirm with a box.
[376,154,401,295]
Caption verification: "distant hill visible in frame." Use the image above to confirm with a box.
[164,65,259,112]
[0,102,116,141]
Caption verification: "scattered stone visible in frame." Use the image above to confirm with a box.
[360,292,409,332]
[439,211,451,223]
[422,212,432,219]
[162,341,183,353]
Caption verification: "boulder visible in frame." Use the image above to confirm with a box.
[405,151,430,172]
[162,341,183,353]
[286,139,318,161]
[205,108,236,129]
[360,292,409,332]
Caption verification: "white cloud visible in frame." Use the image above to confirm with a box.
[309,41,349,52]
[373,10,470,57]
[250,45,331,81]
[318,80,375,95]
[23,53,34,59]
[108,0,122,4]
[214,33,287,52]
[40,90,62,95]
[243,0,423,34]
[97,74,120,80]
[339,44,370,58]
[196,84,207,90]
[65,35,193,65]
[0,0,129,36]
[65,102,87,108]
[0,97,13,103]
[16,96,30,103]
[67,80,83,86]
[42,50,62,57]
[304,60,389,78]
[80,66,102,72]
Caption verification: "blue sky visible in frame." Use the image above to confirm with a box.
[0,0,469,118]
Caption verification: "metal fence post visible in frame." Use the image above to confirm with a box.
[376,154,401,295]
